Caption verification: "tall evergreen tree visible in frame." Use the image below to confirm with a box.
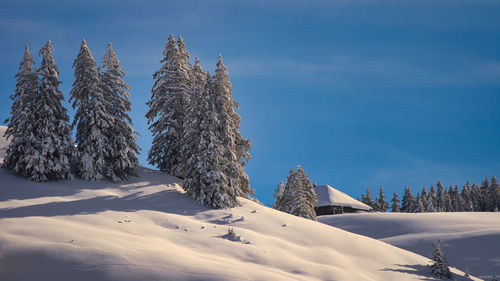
[487,175,499,212]
[480,177,490,211]
[362,188,374,209]
[461,181,474,212]
[211,54,252,196]
[429,184,437,209]
[424,194,437,212]
[182,74,244,208]
[70,39,113,180]
[443,188,453,212]
[99,43,139,181]
[375,186,389,212]
[273,181,285,209]
[452,185,464,212]
[177,35,191,72]
[3,45,38,177]
[278,165,317,220]
[175,58,207,179]
[431,239,452,279]
[146,34,190,175]
[401,186,415,213]
[414,192,425,213]
[421,186,436,212]
[436,180,445,212]
[390,191,400,212]
[472,183,482,212]
[25,41,74,181]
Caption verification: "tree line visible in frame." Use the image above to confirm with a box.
[362,176,500,213]
[3,35,252,209]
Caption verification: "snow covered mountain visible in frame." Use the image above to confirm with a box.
[319,212,500,280]
[0,126,479,281]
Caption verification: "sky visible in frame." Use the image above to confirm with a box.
[1,0,499,205]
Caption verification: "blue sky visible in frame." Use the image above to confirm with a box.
[1,0,499,205]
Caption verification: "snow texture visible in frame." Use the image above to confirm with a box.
[315,185,372,211]
[0,126,482,281]
[319,212,500,280]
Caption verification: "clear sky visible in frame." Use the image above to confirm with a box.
[1,0,499,205]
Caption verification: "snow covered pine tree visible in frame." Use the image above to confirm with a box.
[210,54,252,197]
[7,41,75,181]
[273,181,285,209]
[390,191,400,212]
[3,45,39,178]
[99,43,139,181]
[375,186,389,212]
[182,55,253,208]
[175,58,205,180]
[431,239,452,279]
[146,34,190,176]
[362,188,374,210]
[70,39,114,180]
[276,165,317,220]
[181,69,241,208]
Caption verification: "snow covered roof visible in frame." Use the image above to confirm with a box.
[315,185,372,211]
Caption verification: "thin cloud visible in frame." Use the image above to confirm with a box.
[226,55,500,87]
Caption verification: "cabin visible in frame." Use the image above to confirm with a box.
[315,185,372,216]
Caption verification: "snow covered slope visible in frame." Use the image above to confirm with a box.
[319,212,500,280]
[0,126,478,281]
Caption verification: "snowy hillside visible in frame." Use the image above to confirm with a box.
[319,212,500,280]
[0,126,478,281]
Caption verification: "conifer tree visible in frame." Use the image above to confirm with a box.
[429,184,437,209]
[431,239,452,279]
[424,195,437,212]
[175,58,207,179]
[279,165,317,220]
[376,186,389,212]
[480,177,490,211]
[23,41,74,181]
[177,35,191,72]
[487,175,499,212]
[390,191,400,212]
[273,181,285,209]
[414,192,424,213]
[99,43,139,181]
[401,186,415,213]
[182,75,241,208]
[421,186,429,202]
[443,189,453,212]
[452,185,465,212]
[436,180,445,212]
[421,186,436,212]
[3,45,39,177]
[461,181,474,212]
[70,39,113,180]
[146,34,190,175]
[211,54,252,196]
[362,188,374,209]
[472,183,481,212]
